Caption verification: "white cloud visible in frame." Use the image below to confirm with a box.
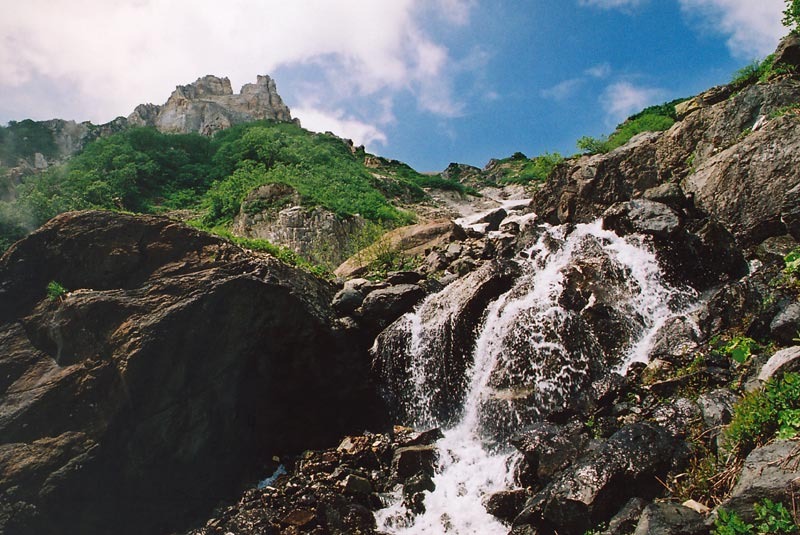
[541,79,584,101]
[585,63,612,79]
[578,0,646,10]
[293,107,387,150]
[0,0,475,144]
[678,0,785,58]
[600,81,664,123]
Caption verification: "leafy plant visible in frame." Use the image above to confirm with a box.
[713,508,753,535]
[725,372,800,455]
[754,498,798,534]
[784,0,800,30]
[785,250,800,276]
[722,336,759,364]
[46,281,68,301]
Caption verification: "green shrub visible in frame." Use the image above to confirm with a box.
[576,100,682,155]
[754,498,798,534]
[713,508,754,535]
[46,281,68,301]
[724,372,800,454]
[785,249,800,277]
[784,0,800,30]
[498,152,564,184]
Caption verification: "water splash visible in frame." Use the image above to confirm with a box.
[375,221,696,534]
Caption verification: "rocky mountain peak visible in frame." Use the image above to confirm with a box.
[128,73,295,135]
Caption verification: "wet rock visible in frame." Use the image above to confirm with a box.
[511,421,589,487]
[717,440,800,522]
[643,182,688,208]
[632,503,707,535]
[696,389,739,450]
[385,271,424,285]
[358,284,425,327]
[391,445,438,481]
[341,474,373,495]
[647,316,701,365]
[485,489,531,523]
[516,422,682,535]
[770,302,800,346]
[651,398,701,439]
[477,207,508,232]
[603,199,682,239]
[602,497,647,535]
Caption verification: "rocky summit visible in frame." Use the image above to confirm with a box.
[1,31,800,535]
[128,74,295,135]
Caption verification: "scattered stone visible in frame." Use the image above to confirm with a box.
[281,508,317,528]
[358,284,426,327]
[332,286,365,315]
[341,474,373,495]
[516,423,682,535]
[602,497,647,535]
[391,445,438,481]
[386,271,424,285]
[632,503,706,535]
[770,302,800,346]
[755,346,800,386]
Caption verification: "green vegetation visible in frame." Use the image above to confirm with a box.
[730,54,797,92]
[713,499,798,535]
[493,151,564,184]
[46,281,68,301]
[0,120,59,165]
[725,372,800,455]
[784,0,800,30]
[576,99,684,155]
[714,336,760,364]
[0,121,453,260]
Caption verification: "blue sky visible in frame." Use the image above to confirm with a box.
[0,0,788,171]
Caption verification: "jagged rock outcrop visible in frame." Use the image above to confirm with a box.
[0,211,381,535]
[532,76,800,251]
[232,183,365,266]
[128,75,294,135]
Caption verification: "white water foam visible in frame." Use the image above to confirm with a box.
[375,221,696,534]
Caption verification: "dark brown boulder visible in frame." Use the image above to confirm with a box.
[0,210,380,535]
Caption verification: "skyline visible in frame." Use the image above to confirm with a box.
[0,0,789,171]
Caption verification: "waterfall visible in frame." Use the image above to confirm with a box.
[374,221,696,534]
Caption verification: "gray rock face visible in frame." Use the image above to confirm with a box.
[603,199,682,239]
[782,183,800,241]
[516,422,682,535]
[718,440,800,522]
[233,183,365,266]
[632,503,706,535]
[682,115,800,246]
[755,346,800,386]
[128,74,294,135]
[770,302,800,346]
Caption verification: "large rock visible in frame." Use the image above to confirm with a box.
[335,219,466,278]
[682,114,800,246]
[717,440,800,522]
[511,421,589,487]
[0,211,379,535]
[782,183,800,241]
[128,75,294,135]
[515,423,682,535]
[632,503,707,535]
[771,302,800,346]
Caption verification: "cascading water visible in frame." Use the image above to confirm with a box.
[374,220,698,534]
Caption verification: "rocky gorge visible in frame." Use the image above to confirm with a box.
[1,34,800,535]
